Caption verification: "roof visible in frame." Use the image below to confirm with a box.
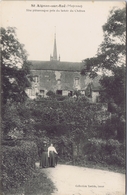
[29,60,84,72]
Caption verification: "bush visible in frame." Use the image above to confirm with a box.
[85,138,125,168]
[24,170,55,195]
[2,141,38,192]
[55,94,67,101]
[46,90,55,98]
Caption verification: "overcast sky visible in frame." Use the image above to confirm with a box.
[1,1,125,62]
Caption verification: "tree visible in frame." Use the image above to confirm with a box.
[81,7,126,106]
[1,27,31,104]
[100,65,125,107]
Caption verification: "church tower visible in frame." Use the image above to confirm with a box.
[53,33,57,61]
[50,30,60,61]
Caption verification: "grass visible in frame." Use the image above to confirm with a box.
[3,159,125,195]
[23,169,56,195]
[58,159,125,174]
[4,169,56,195]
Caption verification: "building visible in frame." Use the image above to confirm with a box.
[26,33,101,102]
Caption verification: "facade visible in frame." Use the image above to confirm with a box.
[26,34,101,102]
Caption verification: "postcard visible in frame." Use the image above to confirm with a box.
[1,1,126,195]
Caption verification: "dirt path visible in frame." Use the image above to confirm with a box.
[37,163,125,195]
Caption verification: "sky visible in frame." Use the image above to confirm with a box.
[1,1,125,62]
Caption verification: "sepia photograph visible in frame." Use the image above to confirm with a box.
[1,1,126,195]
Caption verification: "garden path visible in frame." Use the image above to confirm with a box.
[36,163,125,195]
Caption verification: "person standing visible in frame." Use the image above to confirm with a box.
[48,143,58,167]
[40,141,49,168]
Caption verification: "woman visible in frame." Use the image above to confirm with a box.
[40,141,49,168]
[48,143,58,167]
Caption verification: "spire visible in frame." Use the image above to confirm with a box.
[53,32,57,61]
[50,27,60,62]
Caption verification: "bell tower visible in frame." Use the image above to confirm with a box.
[50,27,60,62]
[53,33,57,61]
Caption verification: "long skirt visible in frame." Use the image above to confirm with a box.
[40,152,49,168]
[55,153,58,165]
[49,151,55,167]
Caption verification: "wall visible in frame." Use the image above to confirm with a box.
[26,69,101,102]
[26,70,89,98]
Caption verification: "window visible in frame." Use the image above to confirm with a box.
[40,90,44,93]
[40,90,44,97]
[74,77,79,86]
[33,76,38,83]
[56,90,62,95]
[35,87,38,95]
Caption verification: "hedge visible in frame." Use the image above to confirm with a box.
[84,138,125,168]
[2,140,39,193]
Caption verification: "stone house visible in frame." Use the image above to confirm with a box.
[26,34,101,102]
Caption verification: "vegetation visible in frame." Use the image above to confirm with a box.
[1,27,31,104]
[80,7,125,171]
[1,7,126,194]
[1,28,54,195]
[23,170,56,195]
[3,98,124,168]
[34,99,125,168]
[2,141,38,192]
[81,7,126,107]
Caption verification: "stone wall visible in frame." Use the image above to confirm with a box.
[26,70,88,97]
[26,69,100,102]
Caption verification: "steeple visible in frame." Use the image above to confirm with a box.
[50,28,60,61]
[53,33,57,61]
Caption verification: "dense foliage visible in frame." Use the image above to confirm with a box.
[2,96,125,193]
[2,141,38,193]
[1,27,31,104]
[1,9,126,193]
[85,138,125,167]
[3,98,125,166]
[1,27,37,194]
[80,8,126,166]
[81,7,126,107]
